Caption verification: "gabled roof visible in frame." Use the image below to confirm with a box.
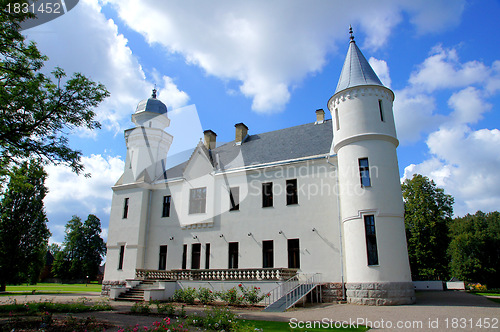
[161,120,333,180]
[335,40,383,94]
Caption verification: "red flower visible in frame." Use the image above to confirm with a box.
[238,284,242,287]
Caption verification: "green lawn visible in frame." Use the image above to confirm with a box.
[242,319,369,331]
[2,283,101,295]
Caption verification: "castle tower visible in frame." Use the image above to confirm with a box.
[122,88,173,184]
[104,89,173,283]
[328,28,415,305]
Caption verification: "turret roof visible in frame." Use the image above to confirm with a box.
[335,29,384,94]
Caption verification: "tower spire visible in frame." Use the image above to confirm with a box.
[349,25,355,43]
[152,84,157,99]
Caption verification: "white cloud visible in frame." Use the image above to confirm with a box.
[408,45,490,92]
[105,0,465,113]
[24,0,189,133]
[447,87,491,125]
[394,45,498,144]
[403,126,500,216]
[369,57,391,88]
[394,90,443,143]
[44,154,125,217]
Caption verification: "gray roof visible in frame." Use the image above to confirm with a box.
[335,41,383,94]
[163,120,333,180]
[135,97,168,115]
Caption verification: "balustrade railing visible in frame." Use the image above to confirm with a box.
[135,267,298,281]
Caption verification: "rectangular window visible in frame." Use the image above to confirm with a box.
[162,195,171,217]
[378,99,385,122]
[205,243,210,269]
[335,108,340,130]
[287,239,300,269]
[189,187,206,214]
[228,242,239,269]
[262,240,274,268]
[191,243,201,269]
[262,182,273,208]
[364,215,379,265]
[123,198,129,219]
[229,187,239,211]
[286,179,298,205]
[182,244,187,269]
[359,158,371,187]
[158,245,167,270]
[118,245,125,270]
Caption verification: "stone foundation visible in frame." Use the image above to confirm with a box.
[321,282,345,302]
[101,280,126,296]
[346,282,416,305]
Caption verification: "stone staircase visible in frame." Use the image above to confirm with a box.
[116,280,156,301]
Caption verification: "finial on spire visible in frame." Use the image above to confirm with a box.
[152,84,157,99]
[349,25,355,43]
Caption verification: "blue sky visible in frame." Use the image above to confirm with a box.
[23,0,500,245]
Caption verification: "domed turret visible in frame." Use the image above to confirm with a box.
[135,88,168,115]
[132,88,170,129]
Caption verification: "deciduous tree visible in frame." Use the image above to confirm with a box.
[53,214,106,280]
[0,160,50,291]
[448,211,500,287]
[0,2,109,179]
[402,174,454,280]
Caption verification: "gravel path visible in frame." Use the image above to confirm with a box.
[1,291,499,331]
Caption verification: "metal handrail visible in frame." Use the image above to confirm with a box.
[284,273,321,309]
[264,274,299,307]
[264,273,322,309]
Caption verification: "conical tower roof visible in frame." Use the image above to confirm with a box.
[335,28,384,94]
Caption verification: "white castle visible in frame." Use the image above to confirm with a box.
[103,30,416,307]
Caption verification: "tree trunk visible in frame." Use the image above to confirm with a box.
[0,282,6,292]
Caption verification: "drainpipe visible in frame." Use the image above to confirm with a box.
[326,155,346,301]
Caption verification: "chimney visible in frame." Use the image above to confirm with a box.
[203,130,217,150]
[235,123,248,144]
[315,109,325,124]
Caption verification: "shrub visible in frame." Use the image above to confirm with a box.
[197,287,216,305]
[130,301,151,314]
[238,284,269,305]
[217,287,243,306]
[187,307,238,331]
[468,283,487,292]
[172,287,196,304]
[156,302,176,316]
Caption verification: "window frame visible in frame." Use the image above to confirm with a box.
[205,243,211,269]
[162,195,171,218]
[191,243,201,269]
[182,244,187,269]
[118,245,125,270]
[228,242,239,269]
[358,158,371,187]
[378,99,385,122]
[286,179,298,205]
[287,238,300,269]
[229,187,240,211]
[364,215,379,266]
[122,197,129,219]
[262,240,274,268]
[262,182,273,208]
[158,245,167,270]
[189,187,207,214]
